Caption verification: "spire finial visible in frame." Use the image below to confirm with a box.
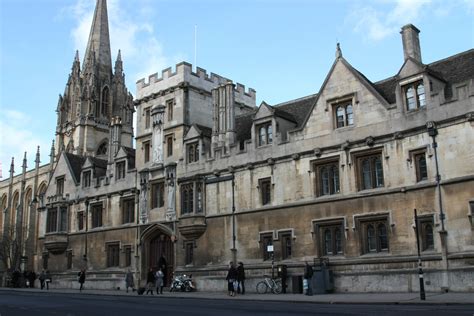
[35,146,41,164]
[336,42,342,59]
[75,50,80,62]
[117,49,122,62]
[9,157,15,175]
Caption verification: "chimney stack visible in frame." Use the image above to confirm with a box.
[400,24,422,63]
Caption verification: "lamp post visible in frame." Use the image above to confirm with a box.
[414,208,426,300]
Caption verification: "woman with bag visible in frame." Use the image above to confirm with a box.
[225,262,237,297]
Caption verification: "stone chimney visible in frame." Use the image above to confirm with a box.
[400,24,422,63]
[212,82,236,149]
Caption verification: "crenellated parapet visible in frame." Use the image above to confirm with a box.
[135,62,256,107]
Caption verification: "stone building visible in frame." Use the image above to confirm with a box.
[1,0,473,292]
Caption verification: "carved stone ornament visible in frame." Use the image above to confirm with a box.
[365,136,375,147]
[314,148,322,157]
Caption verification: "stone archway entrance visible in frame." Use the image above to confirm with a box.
[141,224,175,287]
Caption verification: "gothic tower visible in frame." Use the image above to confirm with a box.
[55,0,134,158]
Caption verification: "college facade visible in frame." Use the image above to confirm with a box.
[1,0,473,292]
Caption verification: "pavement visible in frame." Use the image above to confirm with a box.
[1,287,473,305]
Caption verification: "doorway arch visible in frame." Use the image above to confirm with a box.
[141,224,174,286]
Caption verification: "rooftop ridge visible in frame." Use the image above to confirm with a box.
[274,93,318,107]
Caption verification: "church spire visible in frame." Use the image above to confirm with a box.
[82,0,112,78]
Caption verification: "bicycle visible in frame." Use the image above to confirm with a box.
[256,275,282,294]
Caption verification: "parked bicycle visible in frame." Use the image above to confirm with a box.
[256,275,282,294]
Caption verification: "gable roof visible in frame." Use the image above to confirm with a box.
[121,146,136,169]
[195,124,212,138]
[64,153,86,183]
[235,110,256,143]
[274,94,318,128]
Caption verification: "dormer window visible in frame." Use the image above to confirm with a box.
[334,101,353,128]
[83,171,91,188]
[187,142,199,163]
[404,80,425,111]
[257,122,272,147]
[116,161,126,180]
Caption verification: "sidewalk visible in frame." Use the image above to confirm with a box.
[1,287,473,305]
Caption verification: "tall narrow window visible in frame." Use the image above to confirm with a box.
[145,108,151,129]
[334,101,354,128]
[122,198,135,224]
[196,183,203,213]
[419,216,435,251]
[116,161,126,180]
[259,178,272,205]
[83,171,91,188]
[124,246,132,267]
[46,208,58,233]
[357,153,384,190]
[414,152,428,182]
[167,99,174,122]
[404,80,426,111]
[261,234,273,261]
[106,243,120,267]
[59,207,68,232]
[166,136,173,157]
[77,211,84,231]
[181,183,194,215]
[101,87,109,116]
[151,182,165,208]
[91,203,103,228]
[280,232,292,260]
[56,177,64,196]
[67,251,73,270]
[144,142,150,163]
[185,242,194,265]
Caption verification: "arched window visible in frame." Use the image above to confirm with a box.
[404,80,426,111]
[97,141,108,156]
[24,189,32,231]
[101,86,109,117]
[335,102,354,128]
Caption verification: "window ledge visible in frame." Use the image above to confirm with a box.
[334,125,355,131]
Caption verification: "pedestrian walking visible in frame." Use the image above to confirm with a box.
[78,269,86,292]
[303,261,313,296]
[155,268,164,294]
[236,262,246,295]
[125,269,135,293]
[39,270,46,290]
[28,270,36,288]
[158,255,167,286]
[225,262,237,297]
[44,270,52,290]
[146,268,155,295]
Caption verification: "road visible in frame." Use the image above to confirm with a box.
[0,292,473,316]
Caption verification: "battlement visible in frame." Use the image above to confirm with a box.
[136,62,256,105]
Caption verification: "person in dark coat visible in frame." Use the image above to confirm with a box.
[236,262,245,295]
[125,269,135,293]
[146,268,155,295]
[304,261,313,296]
[44,270,52,290]
[39,270,46,290]
[28,271,36,288]
[225,262,238,297]
[78,269,86,292]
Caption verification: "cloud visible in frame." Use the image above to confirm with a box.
[348,0,474,42]
[0,111,51,180]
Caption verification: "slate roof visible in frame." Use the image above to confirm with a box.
[195,124,213,138]
[89,156,108,178]
[274,94,318,129]
[121,146,136,169]
[373,49,474,104]
[64,153,86,183]
[235,110,257,143]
